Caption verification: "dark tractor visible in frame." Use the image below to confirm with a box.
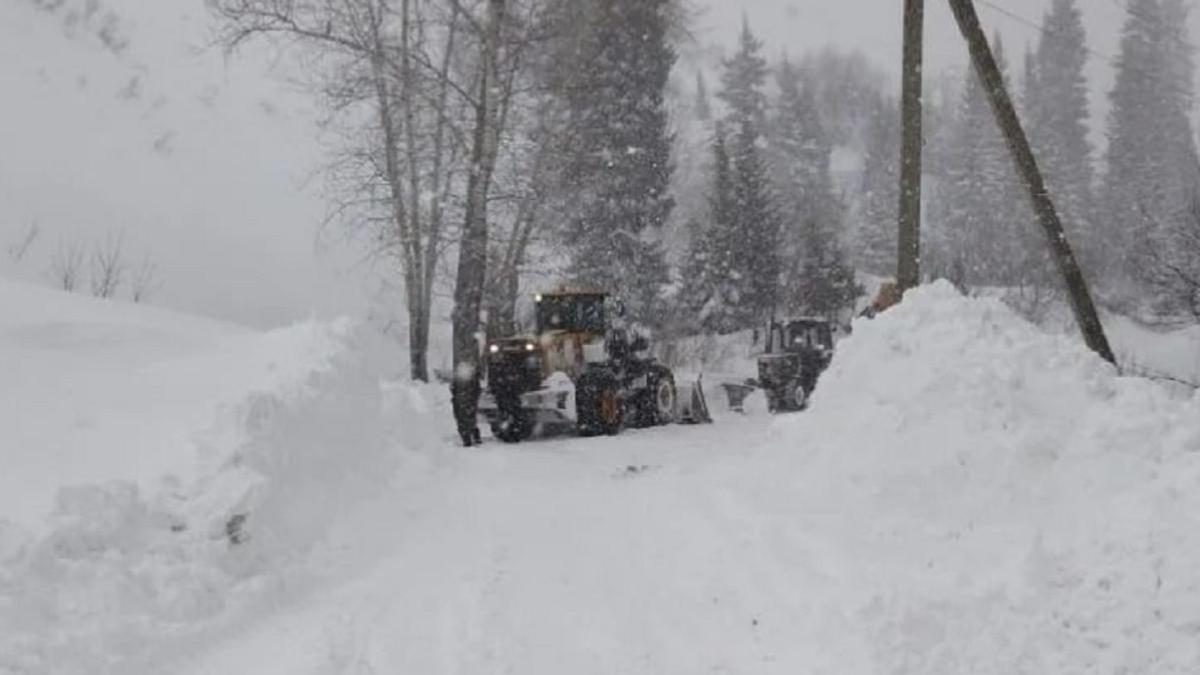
[757,318,835,413]
[478,290,681,443]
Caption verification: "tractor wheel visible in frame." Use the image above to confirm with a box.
[787,380,809,411]
[576,371,623,437]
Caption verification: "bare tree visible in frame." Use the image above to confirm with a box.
[210,0,561,388]
[49,240,85,292]
[130,254,161,303]
[209,0,488,383]
[1148,197,1200,320]
[7,220,41,263]
[89,231,125,298]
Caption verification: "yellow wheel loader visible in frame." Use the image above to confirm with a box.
[477,290,710,443]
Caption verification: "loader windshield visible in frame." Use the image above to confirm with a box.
[536,294,607,334]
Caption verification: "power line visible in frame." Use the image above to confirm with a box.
[975,0,1195,100]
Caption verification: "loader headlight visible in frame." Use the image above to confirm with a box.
[489,344,500,353]
[524,342,536,352]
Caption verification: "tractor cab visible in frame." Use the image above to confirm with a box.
[757,317,835,413]
[772,318,834,356]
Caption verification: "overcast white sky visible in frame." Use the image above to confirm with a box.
[2,0,1198,329]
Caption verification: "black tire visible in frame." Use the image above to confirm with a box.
[491,396,533,443]
[784,380,809,411]
[576,370,623,437]
[634,370,676,427]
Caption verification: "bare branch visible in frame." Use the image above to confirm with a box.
[130,254,161,303]
[89,230,125,299]
[7,220,41,263]
[48,240,85,292]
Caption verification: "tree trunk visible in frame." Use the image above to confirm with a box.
[896,0,924,292]
[399,0,429,382]
[450,0,506,445]
[946,0,1116,366]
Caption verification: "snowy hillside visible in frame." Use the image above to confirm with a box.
[0,0,365,326]
[4,280,1197,673]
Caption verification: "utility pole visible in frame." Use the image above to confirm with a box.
[946,0,1116,365]
[897,0,924,292]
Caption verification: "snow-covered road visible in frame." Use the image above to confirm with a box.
[173,412,863,674]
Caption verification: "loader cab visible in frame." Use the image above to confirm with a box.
[535,292,608,335]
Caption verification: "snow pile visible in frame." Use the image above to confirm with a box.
[771,281,1200,672]
[0,286,394,674]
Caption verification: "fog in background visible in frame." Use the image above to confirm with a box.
[2,0,1196,328]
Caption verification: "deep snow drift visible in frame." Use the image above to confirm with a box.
[2,281,1199,674]
[771,282,1200,671]
[0,280,397,673]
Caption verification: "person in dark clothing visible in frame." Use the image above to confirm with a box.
[451,375,483,447]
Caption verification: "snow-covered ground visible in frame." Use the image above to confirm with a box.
[3,280,1200,673]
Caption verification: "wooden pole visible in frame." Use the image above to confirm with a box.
[946,0,1116,365]
[897,0,924,292]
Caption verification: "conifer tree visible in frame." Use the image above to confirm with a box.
[855,93,900,277]
[1027,0,1092,273]
[1103,0,1199,298]
[680,126,747,333]
[792,218,863,320]
[730,117,782,322]
[561,0,676,321]
[771,58,839,240]
[718,16,769,131]
[940,33,1033,286]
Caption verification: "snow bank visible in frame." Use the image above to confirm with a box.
[769,281,1200,672]
[0,284,396,674]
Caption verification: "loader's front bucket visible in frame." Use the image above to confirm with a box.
[676,374,713,424]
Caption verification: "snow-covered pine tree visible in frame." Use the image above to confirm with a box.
[770,57,846,311]
[560,0,676,322]
[730,116,782,323]
[940,33,1032,288]
[1152,0,1200,314]
[694,17,779,327]
[1027,0,1092,277]
[679,125,749,333]
[718,16,769,132]
[792,217,863,321]
[771,60,838,236]
[1103,0,1199,304]
[855,93,900,277]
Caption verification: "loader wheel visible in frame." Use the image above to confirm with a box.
[636,372,676,426]
[492,411,532,443]
[491,396,532,443]
[577,371,623,437]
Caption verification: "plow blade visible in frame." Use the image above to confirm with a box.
[675,375,713,424]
